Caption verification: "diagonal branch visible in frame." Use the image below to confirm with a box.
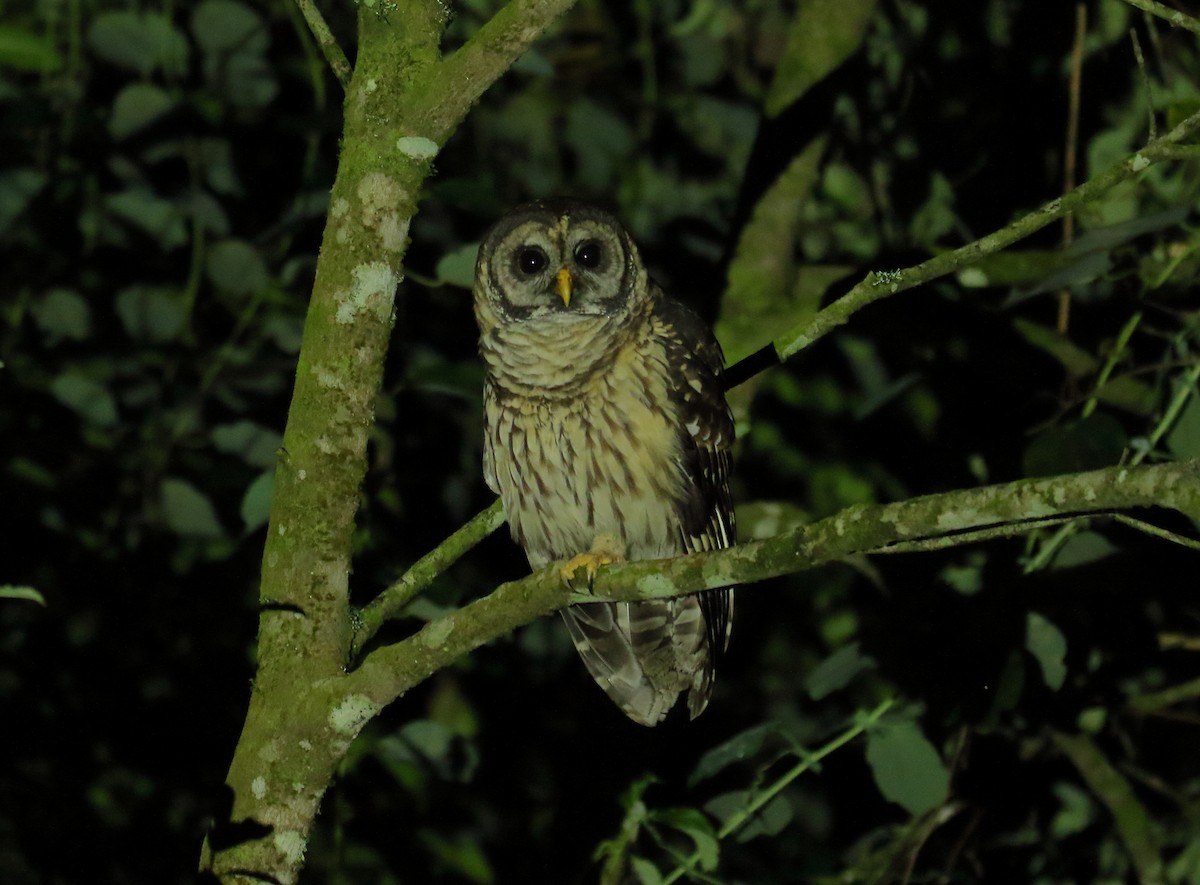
[354,498,506,651]
[293,0,352,88]
[1121,0,1200,35]
[769,106,1200,361]
[346,459,1200,707]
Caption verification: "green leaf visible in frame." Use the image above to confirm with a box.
[690,722,779,786]
[1049,782,1094,838]
[865,720,950,816]
[88,11,188,76]
[1022,413,1127,478]
[212,421,282,469]
[206,239,268,296]
[0,168,47,236]
[718,136,830,366]
[0,25,62,72]
[806,642,876,700]
[1011,319,1156,414]
[629,856,662,885]
[1167,394,1200,459]
[652,808,718,870]
[32,288,90,342]
[51,375,118,427]
[434,243,479,289]
[0,585,46,606]
[1026,612,1068,691]
[109,83,174,140]
[191,0,268,54]
[114,286,186,343]
[1051,531,1117,570]
[417,830,494,885]
[765,0,879,117]
[105,187,188,250]
[160,477,225,538]
[239,471,274,532]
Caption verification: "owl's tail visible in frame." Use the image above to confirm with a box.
[560,597,713,727]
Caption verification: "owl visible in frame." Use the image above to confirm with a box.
[472,199,736,727]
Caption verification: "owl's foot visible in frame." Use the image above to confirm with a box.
[561,549,626,593]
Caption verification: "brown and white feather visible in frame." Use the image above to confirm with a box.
[474,201,735,726]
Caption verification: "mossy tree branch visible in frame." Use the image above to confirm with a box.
[203,2,578,882]
[346,460,1200,711]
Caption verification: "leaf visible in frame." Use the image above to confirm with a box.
[239,471,274,532]
[652,808,719,870]
[212,421,282,469]
[109,83,174,140]
[690,722,779,786]
[434,243,479,289]
[629,856,663,885]
[1026,612,1068,691]
[51,375,118,427]
[0,168,47,237]
[718,136,830,367]
[0,585,46,606]
[417,830,494,885]
[32,288,90,342]
[105,187,188,250]
[1022,413,1126,478]
[160,477,225,538]
[1011,319,1155,414]
[88,11,188,76]
[1051,530,1117,569]
[765,0,879,117]
[806,641,876,700]
[865,720,950,816]
[1167,394,1200,459]
[1049,782,1094,838]
[0,25,62,72]
[114,286,186,343]
[206,239,268,296]
[191,0,268,54]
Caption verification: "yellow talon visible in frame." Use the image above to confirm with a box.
[561,550,624,591]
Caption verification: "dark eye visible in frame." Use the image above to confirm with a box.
[574,240,603,269]
[517,246,547,275]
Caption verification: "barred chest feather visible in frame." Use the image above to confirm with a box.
[483,325,687,569]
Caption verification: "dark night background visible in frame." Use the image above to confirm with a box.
[3,0,1200,882]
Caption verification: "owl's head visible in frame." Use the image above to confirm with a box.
[473,200,648,332]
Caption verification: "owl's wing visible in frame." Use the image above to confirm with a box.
[651,293,737,716]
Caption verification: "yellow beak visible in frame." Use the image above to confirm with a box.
[555,267,573,306]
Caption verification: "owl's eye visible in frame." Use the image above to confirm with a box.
[517,246,548,275]
[574,240,603,269]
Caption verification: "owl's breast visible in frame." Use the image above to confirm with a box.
[485,339,686,568]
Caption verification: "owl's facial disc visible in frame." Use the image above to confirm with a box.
[486,214,631,321]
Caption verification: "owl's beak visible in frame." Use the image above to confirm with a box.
[555,267,573,306]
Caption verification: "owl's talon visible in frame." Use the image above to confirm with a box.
[561,551,624,593]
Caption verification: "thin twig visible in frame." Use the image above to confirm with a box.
[355,498,506,650]
[1120,0,1200,36]
[1112,513,1200,552]
[660,699,896,885]
[1058,3,1086,333]
[293,0,352,89]
[1130,28,1157,140]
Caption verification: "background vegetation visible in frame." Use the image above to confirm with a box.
[3,0,1200,882]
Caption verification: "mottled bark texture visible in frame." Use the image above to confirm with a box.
[202,2,579,881]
